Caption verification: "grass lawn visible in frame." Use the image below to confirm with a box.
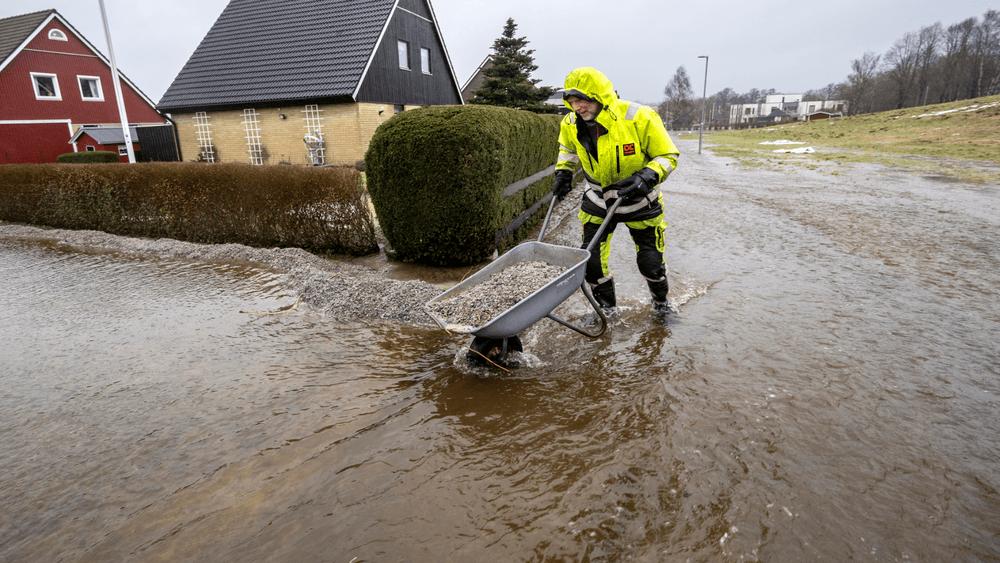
[680,94,1000,184]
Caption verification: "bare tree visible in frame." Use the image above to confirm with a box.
[737,88,774,103]
[709,87,739,124]
[802,89,825,101]
[662,66,695,126]
[747,88,764,103]
[972,10,1000,97]
[844,51,881,114]
[802,84,838,101]
[663,66,693,102]
[914,23,943,106]
[987,11,1000,95]
[940,17,977,102]
[826,10,998,112]
[712,87,738,105]
[883,31,923,108]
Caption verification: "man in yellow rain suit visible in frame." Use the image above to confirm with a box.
[552,67,680,311]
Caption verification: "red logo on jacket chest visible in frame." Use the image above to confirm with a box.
[622,143,636,156]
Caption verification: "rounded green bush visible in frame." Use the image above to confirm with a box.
[365,105,560,266]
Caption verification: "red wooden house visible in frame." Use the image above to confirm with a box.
[0,9,171,164]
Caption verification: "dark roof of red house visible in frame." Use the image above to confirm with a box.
[157,0,403,112]
[0,9,54,63]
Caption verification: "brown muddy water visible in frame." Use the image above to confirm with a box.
[2,139,1000,562]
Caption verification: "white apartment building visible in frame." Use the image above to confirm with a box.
[729,94,846,125]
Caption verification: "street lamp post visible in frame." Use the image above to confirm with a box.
[698,55,709,154]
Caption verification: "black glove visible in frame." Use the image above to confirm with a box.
[552,169,574,200]
[615,168,659,203]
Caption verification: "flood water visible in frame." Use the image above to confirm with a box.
[2,138,999,562]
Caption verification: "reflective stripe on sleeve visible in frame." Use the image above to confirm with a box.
[652,156,675,175]
[624,103,639,120]
[558,153,580,164]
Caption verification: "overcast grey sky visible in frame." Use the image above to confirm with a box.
[19,0,997,106]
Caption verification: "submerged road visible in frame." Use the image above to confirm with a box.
[2,138,999,561]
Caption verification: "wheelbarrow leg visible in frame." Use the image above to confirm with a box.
[467,335,523,366]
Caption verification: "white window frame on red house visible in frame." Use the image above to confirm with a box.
[30,72,62,101]
[48,29,67,41]
[77,75,104,102]
[117,146,128,156]
[85,146,96,151]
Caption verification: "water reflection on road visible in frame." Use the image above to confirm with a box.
[2,139,999,562]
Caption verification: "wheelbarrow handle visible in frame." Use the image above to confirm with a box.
[584,198,623,253]
[537,194,558,242]
[540,194,623,248]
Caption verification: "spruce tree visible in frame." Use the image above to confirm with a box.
[469,18,556,113]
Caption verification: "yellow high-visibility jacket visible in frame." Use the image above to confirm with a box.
[556,67,679,220]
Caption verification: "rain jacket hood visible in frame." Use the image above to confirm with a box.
[562,67,618,118]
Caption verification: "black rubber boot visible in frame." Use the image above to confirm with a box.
[591,279,616,309]
[648,278,672,312]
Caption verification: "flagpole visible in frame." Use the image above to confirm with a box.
[98,0,135,163]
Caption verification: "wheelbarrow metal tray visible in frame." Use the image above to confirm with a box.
[425,241,589,338]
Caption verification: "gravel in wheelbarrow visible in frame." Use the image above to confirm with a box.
[427,260,568,329]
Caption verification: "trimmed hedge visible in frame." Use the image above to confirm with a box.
[0,162,378,256]
[57,151,119,163]
[365,105,563,266]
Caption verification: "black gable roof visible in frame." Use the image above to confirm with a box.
[157,0,396,112]
[0,10,54,64]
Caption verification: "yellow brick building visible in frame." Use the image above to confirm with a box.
[171,103,425,166]
[158,0,464,166]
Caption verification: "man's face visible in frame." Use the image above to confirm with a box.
[567,96,601,120]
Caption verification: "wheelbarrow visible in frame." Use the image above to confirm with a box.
[424,196,623,365]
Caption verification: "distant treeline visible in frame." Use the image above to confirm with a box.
[659,9,998,124]
[839,10,999,114]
